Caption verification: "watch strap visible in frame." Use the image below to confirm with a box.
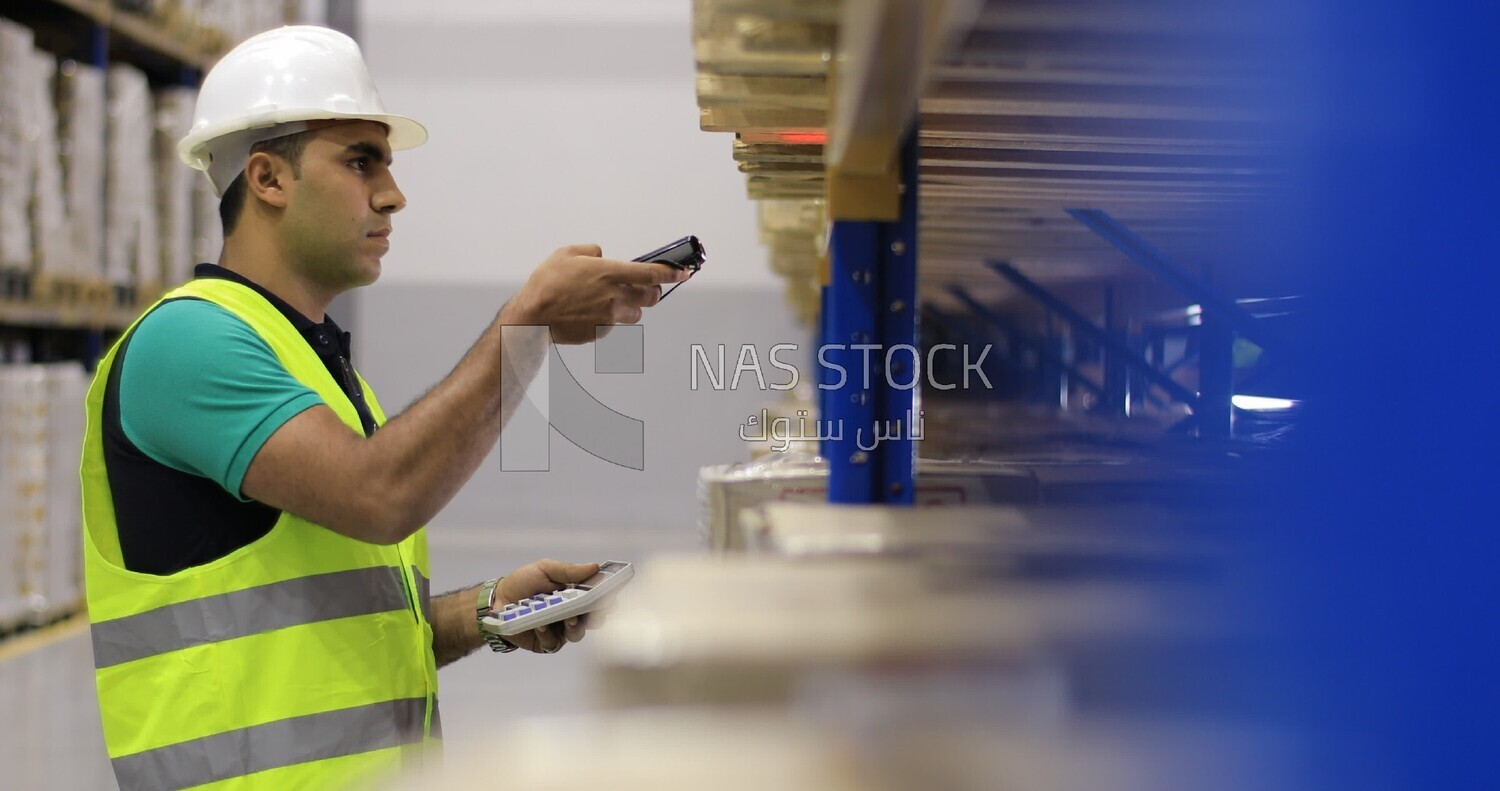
[476,577,518,653]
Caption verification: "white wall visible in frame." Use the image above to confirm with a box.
[348,1,801,545]
[358,0,776,288]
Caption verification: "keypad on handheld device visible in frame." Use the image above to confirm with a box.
[483,562,634,636]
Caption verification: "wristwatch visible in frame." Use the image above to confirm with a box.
[476,578,519,653]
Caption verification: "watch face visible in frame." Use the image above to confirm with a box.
[477,579,501,615]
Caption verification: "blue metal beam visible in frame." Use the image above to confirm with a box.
[825,222,880,503]
[824,127,919,505]
[876,127,919,504]
[988,261,1202,410]
[923,304,1022,386]
[1102,286,1128,415]
[817,283,832,460]
[1199,314,1234,439]
[944,289,1107,402]
[1067,208,1283,353]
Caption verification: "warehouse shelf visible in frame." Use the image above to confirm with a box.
[0,1,228,658]
[696,0,1274,276]
[694,0,1296,493]
[1,0,230,82]
[0,295,142,331]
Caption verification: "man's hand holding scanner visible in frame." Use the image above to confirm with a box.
[502,244,690,344]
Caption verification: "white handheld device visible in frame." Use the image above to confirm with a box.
[482,561,634,636]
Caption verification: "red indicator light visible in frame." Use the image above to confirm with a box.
[777,132,827,144]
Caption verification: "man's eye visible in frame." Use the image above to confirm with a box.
[350,158,369,171]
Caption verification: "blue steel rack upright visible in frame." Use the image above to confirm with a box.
[819,127,919,505]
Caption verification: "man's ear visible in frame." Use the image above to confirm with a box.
[244,151,290,210]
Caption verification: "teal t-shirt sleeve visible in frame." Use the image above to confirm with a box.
[117,298,326,500]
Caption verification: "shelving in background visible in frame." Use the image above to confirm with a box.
[0,0,303,645]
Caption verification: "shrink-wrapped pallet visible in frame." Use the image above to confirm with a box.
[59,60,107,280]
[41,362,87,614]
[0,21,34,275]
[27,51,69,282]
[0,364,48,629]
[156,87,197,286]
[105,64,159,290]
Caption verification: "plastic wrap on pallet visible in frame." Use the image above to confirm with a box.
[59,60,107,281]
[105,64,160,289]
[698,454,1040,550]
[41,363,87,615]
[156,87,197,287]
[0,20,36,274]
[27,51,69,282]
[0,368,17,627]
[0,364,48,629]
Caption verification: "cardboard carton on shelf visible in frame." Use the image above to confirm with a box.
[699,453,1040,551]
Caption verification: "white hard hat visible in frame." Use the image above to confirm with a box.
[178,25,427,196]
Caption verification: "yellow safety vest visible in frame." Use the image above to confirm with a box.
[81,279,440,790]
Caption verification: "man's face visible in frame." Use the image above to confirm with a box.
[279,120,404,291]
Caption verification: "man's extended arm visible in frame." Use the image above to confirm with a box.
[240,247,685,544]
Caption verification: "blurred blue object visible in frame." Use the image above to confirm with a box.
[1246,1,1500,788]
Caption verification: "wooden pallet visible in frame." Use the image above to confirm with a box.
[34,274,113,313]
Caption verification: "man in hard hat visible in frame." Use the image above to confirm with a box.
[78,26,685,791]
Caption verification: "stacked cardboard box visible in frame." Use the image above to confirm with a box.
[698,453,1040,550]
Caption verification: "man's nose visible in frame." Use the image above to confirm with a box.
[374,177,406,214]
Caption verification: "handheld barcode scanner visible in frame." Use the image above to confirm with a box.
[633,235,705,300]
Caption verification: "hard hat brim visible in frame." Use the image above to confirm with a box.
[178,110,428,171]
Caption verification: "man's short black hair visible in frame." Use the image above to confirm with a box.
[217,129,317,236]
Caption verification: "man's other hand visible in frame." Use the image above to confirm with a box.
[494,559,600,653]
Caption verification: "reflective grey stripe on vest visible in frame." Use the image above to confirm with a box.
[92,566,410,668]
[111,697,426,791]
[413,567,432,622]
